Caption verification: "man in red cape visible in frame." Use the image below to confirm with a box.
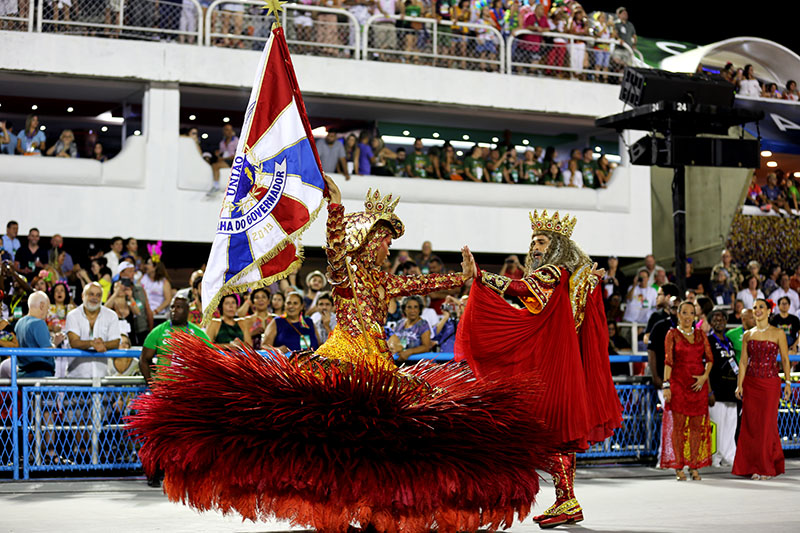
[456,209,622,529]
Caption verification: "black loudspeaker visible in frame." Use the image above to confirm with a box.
[629,135,760,168]
[620,68,735,108]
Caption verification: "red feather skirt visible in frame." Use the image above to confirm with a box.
[127,332,559,533]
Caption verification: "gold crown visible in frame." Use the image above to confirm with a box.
[364,189,399,215]
[529,209,577,238]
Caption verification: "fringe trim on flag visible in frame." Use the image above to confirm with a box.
[201,197,325,327]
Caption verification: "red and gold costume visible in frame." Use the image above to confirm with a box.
[660,328,713,470]
[456,210,622,529]
[129,191,560,533]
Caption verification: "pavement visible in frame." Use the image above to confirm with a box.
[1,460,799,533]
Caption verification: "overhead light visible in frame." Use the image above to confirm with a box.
[522,139,530,145]
[89,129,93,134]
[595,146,602,152]
[40,125,46,131]
[201,133,209,139]
[794,171,800,178]
[67,107,74,113]
[95,111,124,125]
[101,126,108,132]
[456,150,463,157]
[311,126,327,137]
[766,161,778,168]
[223,117,230,123]
[134,130,141,136]
[491,136,499,143]
[761,150,772,157]
[432,132,439,138]
[31,104,38,110]
[462,134,470,140]
[402,130,410,136]
[189,114,196,121]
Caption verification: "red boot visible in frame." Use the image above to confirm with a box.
[533,453,584,528]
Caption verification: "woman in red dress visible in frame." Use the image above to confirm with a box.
[733,298,793,479]
[660,301,713,480]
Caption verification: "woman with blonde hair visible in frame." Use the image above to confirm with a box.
[46,129,78,158]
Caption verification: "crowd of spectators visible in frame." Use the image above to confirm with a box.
[316,129,615,186]
[724,63,799,101]
[744,170,800,216]
[0,116,110,160]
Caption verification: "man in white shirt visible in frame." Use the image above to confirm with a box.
[310,292,336,345]
[768,273,800,314]
[623,268,658,323]
[103,236,123,275]
[65,282,121,378]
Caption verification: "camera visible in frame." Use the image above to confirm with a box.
[121,278,133,288]
[442,303,457,314]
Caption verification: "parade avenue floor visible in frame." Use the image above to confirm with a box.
[2,460,799,533]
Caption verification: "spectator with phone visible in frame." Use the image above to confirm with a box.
[623,268,658,324]
[499,255,524,280]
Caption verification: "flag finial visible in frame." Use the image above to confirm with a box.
[263,0,288,20]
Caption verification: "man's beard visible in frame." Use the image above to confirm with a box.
[85,301,101,312]
[530,252,544,269]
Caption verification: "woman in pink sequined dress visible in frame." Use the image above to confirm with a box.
[732,298,793,479]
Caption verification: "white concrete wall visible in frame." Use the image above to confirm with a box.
[0,31,622,117]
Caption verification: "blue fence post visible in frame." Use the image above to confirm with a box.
[11,354,19,480]
[21,387,29,480]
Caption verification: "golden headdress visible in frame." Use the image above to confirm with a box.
[343,189,405,252]
[529,209,577,239]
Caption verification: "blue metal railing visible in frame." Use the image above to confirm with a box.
[0,348,798,478]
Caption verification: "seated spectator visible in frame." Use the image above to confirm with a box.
[270,290,286,316]
[736,275,764,310]
[15,114,46,155]
[427,256,457,313]
[728,299,744,325]
[389,295,432,363]
[343,134,357,175]
[107,334,139,376]
[433,295,464,353]
[92,142,108,162]
[187,274,220,325]
[579,148,600,188]
[783,80,799,101]
[46,282,75,343]
[46,129,78,158]
[762,264,781,296]
[428,146,443,179]
[16,291,64,377]
[608,319,632,376]
[485,148,506,183]
[746,260,764,285]
[563,158,582,187]
[541,161,563,186]
[104,236,123,275]
[303,270,327,314]
[122,237,142,270]
[415,241,434,274]
[602,256,625,298]
[462,145,485,182]
[310,291,336,345]
[768,273,800,314]
[521,149,542,184]
[241,288,272,349]
[651,267,668,290]
[208,123,238,195]
[316,131,350,180]
[393,147,407,177]
[710,249,743,292]
[141,255,172,315]
[207,294,251,346]
[762,82,780,99]
[370,137,397,177]
[710,269,735,306]
[263,292,317,353]
[440,143,463,181]
[14,227,48,281]
[623,268,658,324]
[499,254,524,280]
[0,120,13,155]
[605,292,624,323]
[2,220,21,261]
[65,282,121,378]
[762,172,791,215]
[595,154,612,187]
[769,296,800,353]
[684,258,706,295]
[744,172,765,207]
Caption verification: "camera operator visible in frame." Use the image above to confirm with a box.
[498,255,524,280]
[433,295,466,354]
[105,278,141,344]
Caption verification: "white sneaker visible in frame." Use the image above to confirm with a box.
[205,185,220,197]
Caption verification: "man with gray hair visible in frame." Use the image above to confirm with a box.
[15,291,65,377]
[65,282,121,378]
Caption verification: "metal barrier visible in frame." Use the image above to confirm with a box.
[205,0,360,58]
[37,0,203,44]
[363,14,504,72]
[0,0,35,32]
[2,348,797,479]
[506,29,639,81]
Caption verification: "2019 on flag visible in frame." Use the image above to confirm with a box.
[201,26,325,325]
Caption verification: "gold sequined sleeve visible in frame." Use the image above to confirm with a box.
[569,263,600,330]
[479,265,562,315]
[325,203,348,287]
[378,271,465,298]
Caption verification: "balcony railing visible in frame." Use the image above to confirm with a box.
[6,1,647,82]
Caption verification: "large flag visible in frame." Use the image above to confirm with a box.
[201,25,325,325]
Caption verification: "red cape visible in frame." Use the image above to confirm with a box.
[456,267,621,451]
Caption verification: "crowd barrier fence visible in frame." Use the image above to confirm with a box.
[1,348,798,480]
[4,2,645,82]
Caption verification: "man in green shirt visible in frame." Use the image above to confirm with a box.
[726,308,755,363]
[580,148,600,189]
[405,138,433,178]
[140,295,209,384]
